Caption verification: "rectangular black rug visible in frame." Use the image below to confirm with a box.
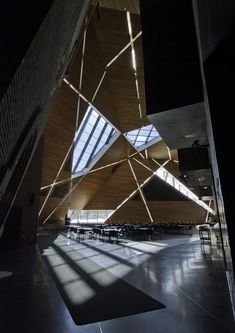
[38,234,165,325]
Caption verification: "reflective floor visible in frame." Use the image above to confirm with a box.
[0,231,234,333]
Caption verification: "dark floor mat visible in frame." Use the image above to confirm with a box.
[38,235,165,325]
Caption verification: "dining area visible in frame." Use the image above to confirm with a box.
[67,225,126,243]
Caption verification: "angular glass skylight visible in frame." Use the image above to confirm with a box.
[124,124,160,150]
[155,167,215,214]
[72,106,118,175]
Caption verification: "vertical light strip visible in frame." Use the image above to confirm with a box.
[128,160,154,222]
[131,49,137,72]
[68,24,87,211]
[167,146,172,160]
[79,24,87,89]
[126,12,135,70]
[75,19,88,130]
[126,11,143,120]
[135,78,140,98]
[106,31,142,68]
[138,104,142,119]
[145,149,148,159]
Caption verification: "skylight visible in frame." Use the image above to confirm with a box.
[124,124,160,150]
[72,107,118,175]
[155,166,215,214]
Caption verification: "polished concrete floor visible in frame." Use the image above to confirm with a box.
[0,230,234,333]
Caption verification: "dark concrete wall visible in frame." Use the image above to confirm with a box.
[193,0,235,313]
[0,0,90,233]
[140,0,203,114]
[0,138,43,247]
[0,1,54,99]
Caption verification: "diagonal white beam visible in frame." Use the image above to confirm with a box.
[107,173,154,221]
[133,158,156,172]
[41,6,144,223]
[40,19,89,216]
[42,175,86,224]
[167,146,172,160]
[126,12,143,120]
[41,175,81,191]
[75,20,87,129]
[41,150,142,191]
[106,31,142,68]
[89,159,126,173]
[107,159,157,221]
[41,158,127,191]
[138,152,145,159]
[42,155,141,224]
[205,200,212,223]
[152,158,170,168]
[92,70,107,102]
[133,157,215,214]
[39,144,74,216]
[63,79,104,116]
[128,159,153,222]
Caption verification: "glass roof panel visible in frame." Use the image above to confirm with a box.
[124,124,160,150]
[72,107,117,175]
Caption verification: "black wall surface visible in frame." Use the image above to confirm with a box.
[193,0,235,313]
[140,0,235,314]
[195,0,235,313]
[0,1,54,99]
[0,138,43,248]
[140,0,203,115]
[0,0,90,235]
[178,147,210,171]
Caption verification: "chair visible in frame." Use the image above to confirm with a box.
[198,226,211,244]
[78,228,85,241]
[108,230,117,242]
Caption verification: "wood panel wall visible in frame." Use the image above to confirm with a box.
[39,3,210,226]
[39,82,77,223]
[107,200,206,225]
[41,82,77,187]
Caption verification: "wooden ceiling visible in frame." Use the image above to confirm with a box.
[39,1,207,225]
